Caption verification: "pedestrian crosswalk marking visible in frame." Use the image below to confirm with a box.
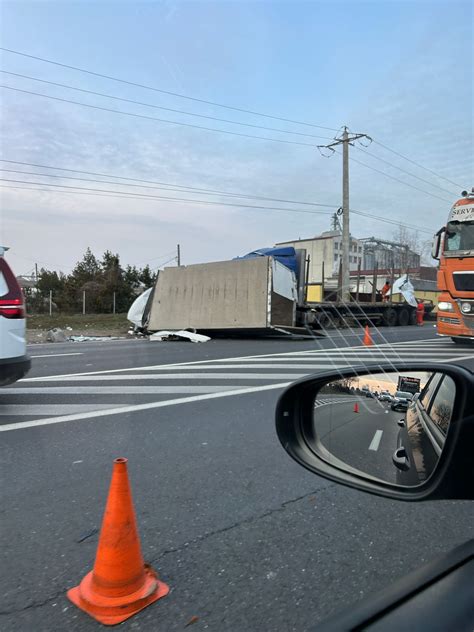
[1,337,471,430]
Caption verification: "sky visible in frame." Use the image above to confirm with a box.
[0,0,472,276]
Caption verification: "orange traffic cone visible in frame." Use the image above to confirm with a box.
[353,402,359,413]
[363,325,373,347]
[67,458,169,625]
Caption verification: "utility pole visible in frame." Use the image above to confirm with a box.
[318,127,371,302]
[177,244,181,266]
[35,263,38,283]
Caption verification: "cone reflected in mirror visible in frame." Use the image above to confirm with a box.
[67,458,169,625]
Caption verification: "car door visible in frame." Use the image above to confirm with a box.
[399,374,455,485]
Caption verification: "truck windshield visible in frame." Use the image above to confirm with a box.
[444,221,474,252]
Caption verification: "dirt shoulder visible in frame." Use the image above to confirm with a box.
[26,313,131,343]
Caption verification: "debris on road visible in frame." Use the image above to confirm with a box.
[46,327,68,343]
[127,287,154,334]
[69,335,123,342]
[149,330,211,343]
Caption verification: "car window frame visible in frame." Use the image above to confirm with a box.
[415,375,451,454]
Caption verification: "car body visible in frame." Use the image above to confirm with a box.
[0,247,31,386]
[395,373,454,486]
[390,390,413,411]
[378,392,392,402]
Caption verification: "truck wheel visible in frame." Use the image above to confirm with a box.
[317,313,331,329]
[409,310,417,326]
[382,308,397,327]
[397,308,410,327]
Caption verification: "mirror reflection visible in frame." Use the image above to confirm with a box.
[313,371,455,487]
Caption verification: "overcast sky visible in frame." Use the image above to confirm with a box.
[0,0,472,276]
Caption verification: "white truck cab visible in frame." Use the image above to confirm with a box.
[0,246,31,385]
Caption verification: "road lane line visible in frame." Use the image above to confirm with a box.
[440,353,474,362]
[0,404,125,416]
[31,352,83,358]
[20,339,440,382]
[0,381,291,432]
[368,430,383,451]
[22,372,308,382]
[0,385,246,394]
[21,357,466,381]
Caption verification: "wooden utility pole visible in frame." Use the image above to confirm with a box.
[318,127,371,302]
[177,244,181,266]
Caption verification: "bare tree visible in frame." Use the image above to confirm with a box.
[392,225,421,270]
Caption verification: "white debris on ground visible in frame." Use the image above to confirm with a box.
[69,335,123,342]
[46,328,68,343]
[149,330,211,343]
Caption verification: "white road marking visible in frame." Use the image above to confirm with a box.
[369,430,384,451]
[212,351,464,359]
[441,353,474,362]
[31,352,83,358]
[0,381,291,432]
[26,356,467,381]
[1,385,245,394]
[25,373,308,382]
[0,404,125,416]
[20,339,443,382]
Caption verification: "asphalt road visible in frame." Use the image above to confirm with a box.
[315,396,403,483]
[1,326,473,631]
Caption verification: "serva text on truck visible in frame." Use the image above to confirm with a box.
[432,189,474,343]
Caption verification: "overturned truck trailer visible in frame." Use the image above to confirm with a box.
[147,256,314,336]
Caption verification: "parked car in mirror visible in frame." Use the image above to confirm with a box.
[391,390,414,411]
[394,372,455,486]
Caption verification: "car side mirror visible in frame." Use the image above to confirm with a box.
[275,363,474,501]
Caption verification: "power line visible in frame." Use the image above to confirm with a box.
[354,145,457,196]
[0,164,338,208]
[0,178,334,215]
[1,183,432,233]
[340,152,453,203]
[133,250,177,268]
[1,48,461,192]
[1,84,330,147]
[0,71,331,141]
[350,209,432,234]
[372,139,465,189]
[0,47,339,132]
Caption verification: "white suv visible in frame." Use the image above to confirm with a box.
[0,247,30,385]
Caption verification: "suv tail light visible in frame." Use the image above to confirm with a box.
[0,258,26,319]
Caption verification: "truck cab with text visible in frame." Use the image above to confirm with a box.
[432,190,474,343]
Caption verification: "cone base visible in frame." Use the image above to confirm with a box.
[67,565,169,626]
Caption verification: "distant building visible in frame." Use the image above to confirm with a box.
[275,230,364,284]
[361,237,420,271]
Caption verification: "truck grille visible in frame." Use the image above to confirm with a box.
[453,273,474,292]
[439,317,460,324]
